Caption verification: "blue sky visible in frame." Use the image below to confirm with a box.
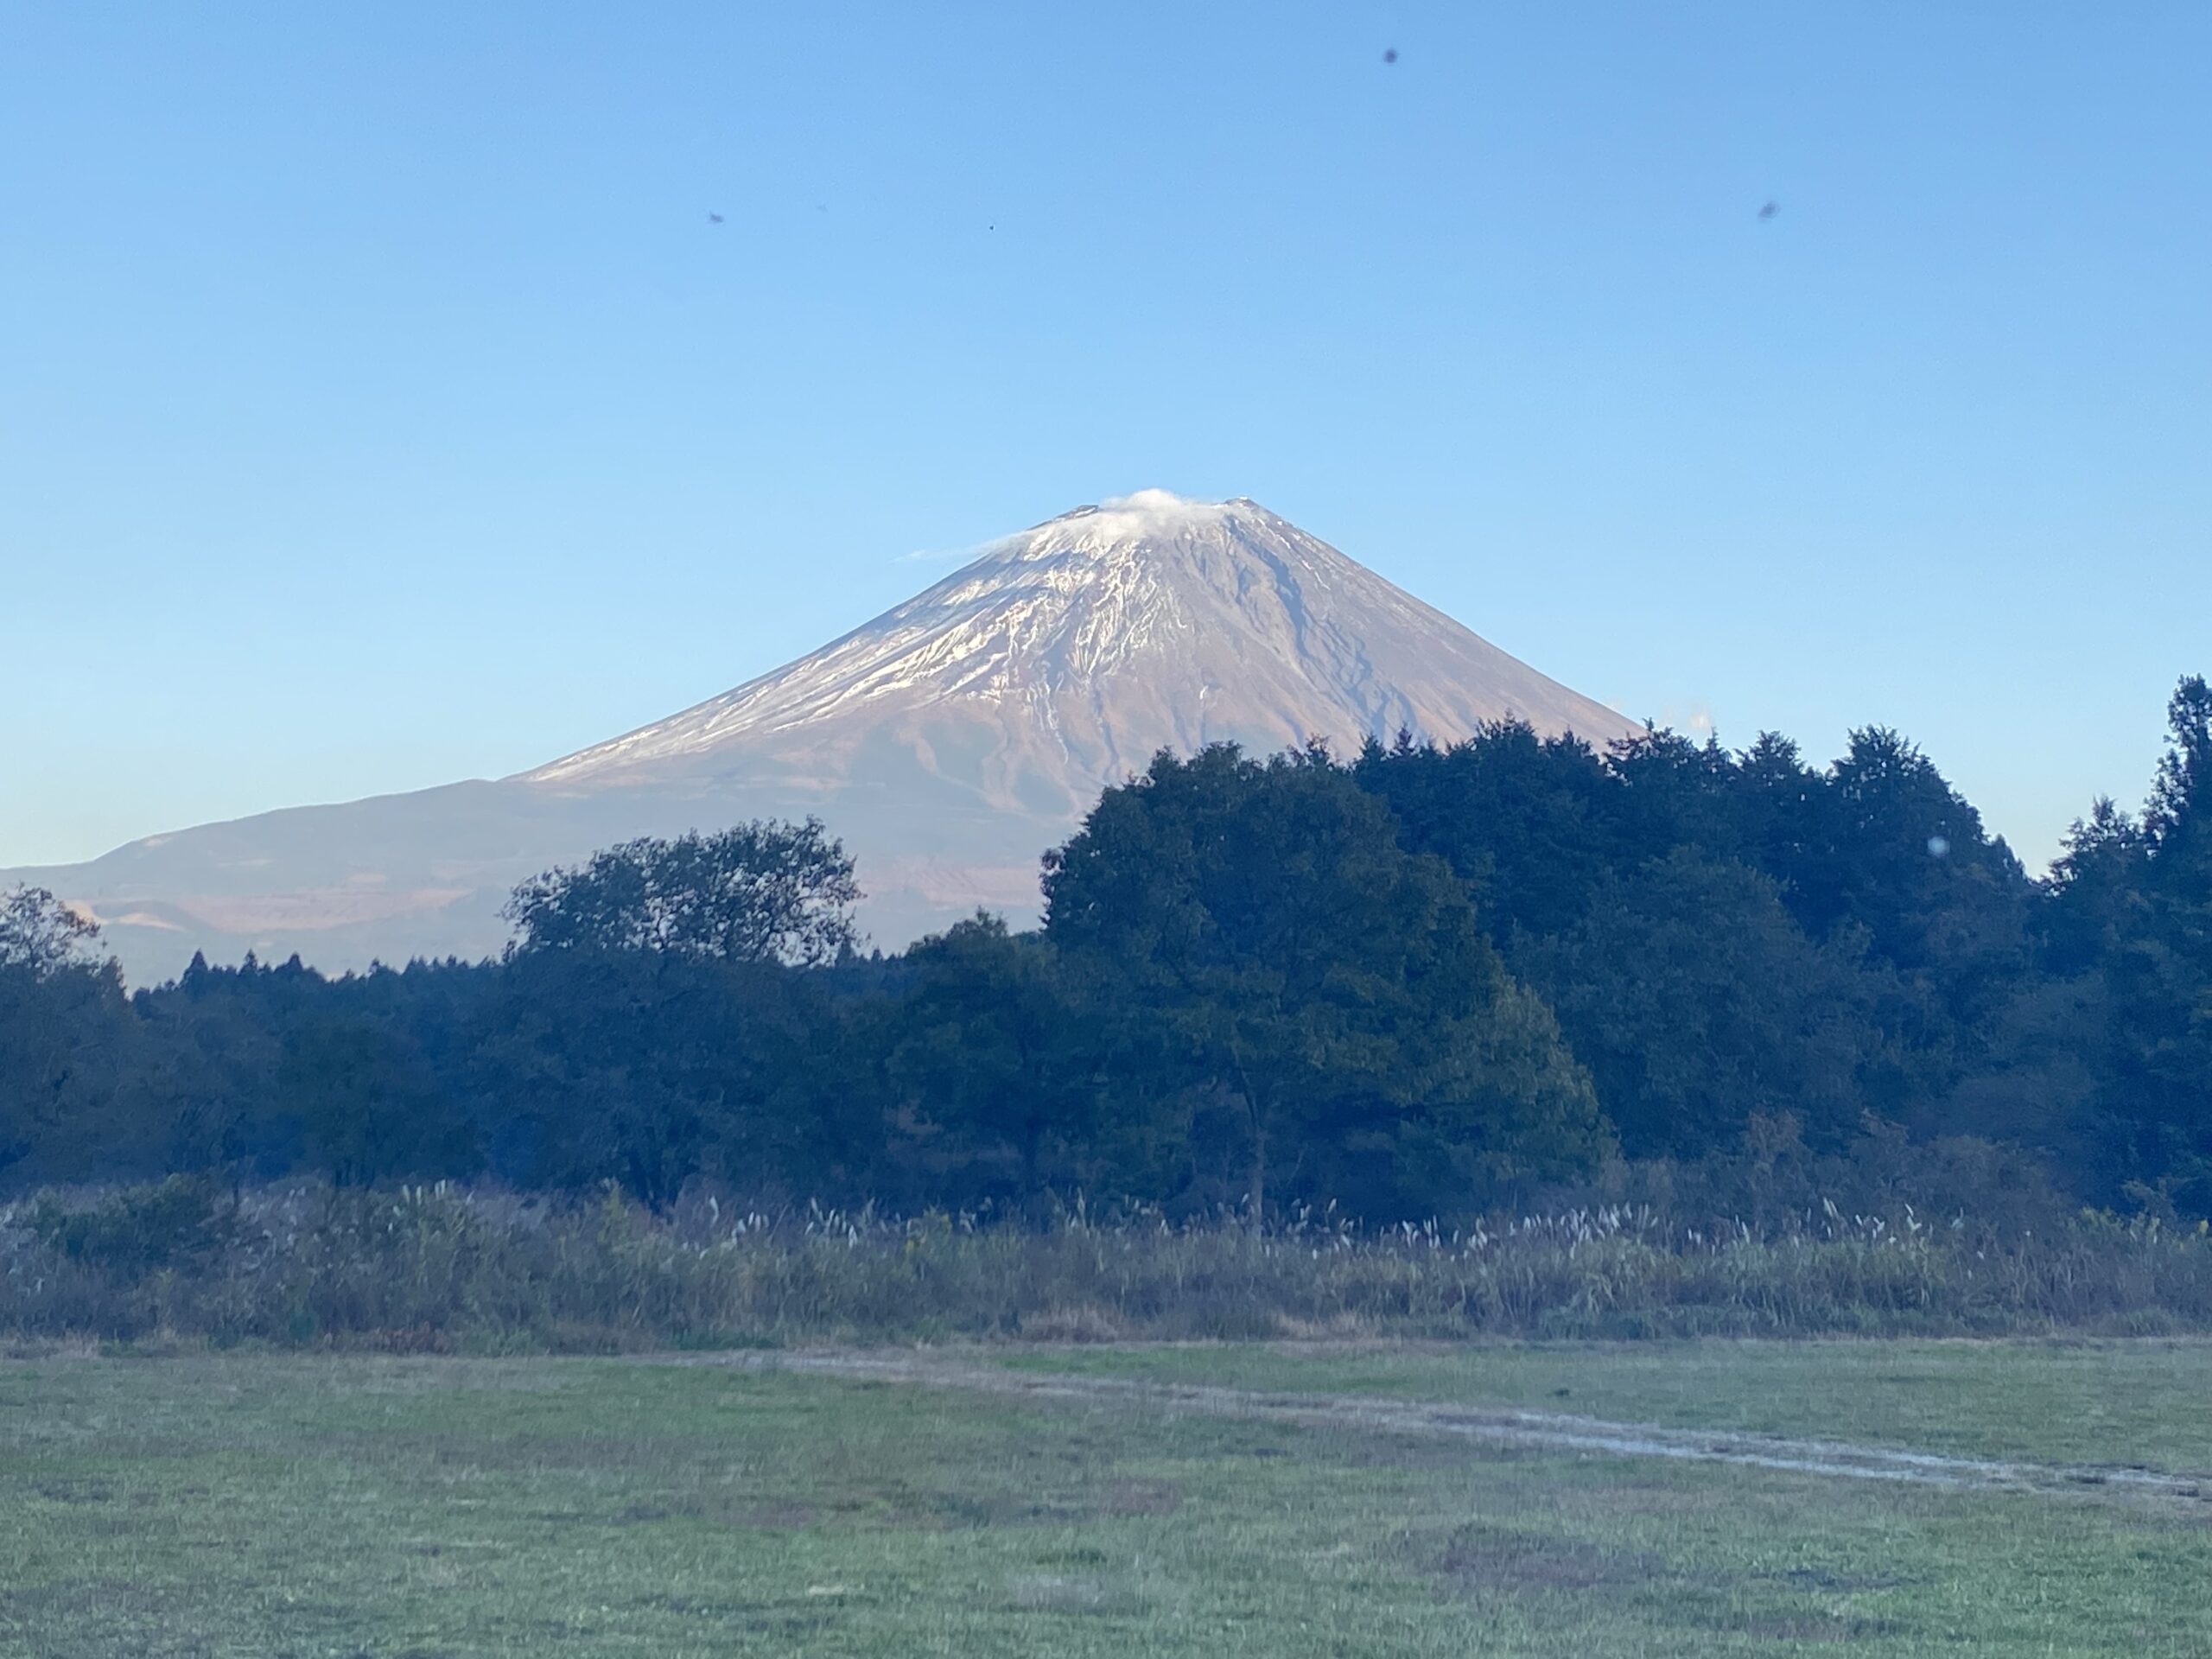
[3,2,2206,872]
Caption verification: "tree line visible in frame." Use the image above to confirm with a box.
[3,675,2207,1224]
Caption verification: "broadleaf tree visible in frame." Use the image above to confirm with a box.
[504,820,861,967]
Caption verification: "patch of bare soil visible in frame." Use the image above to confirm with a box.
[1102,1477,1182,1516]
[1436,1526,1655,1592]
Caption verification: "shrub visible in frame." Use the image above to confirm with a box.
[28,1176,238,1274]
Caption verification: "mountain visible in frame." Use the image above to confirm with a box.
[9,493,1640,983]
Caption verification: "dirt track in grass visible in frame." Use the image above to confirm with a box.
[677,1349,2212,1510]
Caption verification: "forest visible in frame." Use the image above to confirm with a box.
[4,675,2208,1233]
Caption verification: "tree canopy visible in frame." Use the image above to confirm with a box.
[1,886,103,980]
[1045,745,1609,1219]
[2,677,2207,1227]
[504,820,860,967]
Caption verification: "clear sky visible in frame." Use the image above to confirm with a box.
[3,3,2207,873]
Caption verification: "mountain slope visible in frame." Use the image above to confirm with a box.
[529,491,1630,803]
[10,493,1639,982]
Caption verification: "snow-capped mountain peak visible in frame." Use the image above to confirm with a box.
[16,493,1639,982]
[526,492,1632,795]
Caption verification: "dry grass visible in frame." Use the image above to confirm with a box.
[4,1178,2211,1351]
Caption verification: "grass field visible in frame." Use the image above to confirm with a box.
[3,1341,2208,1656]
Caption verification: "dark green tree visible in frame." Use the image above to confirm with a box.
[1782,728,2035,1028]
[2075,677,2212,1209]
[2044,798,2151,976]
[1352,721,1624,944]
[281,1013,476,1187]
[2145,676,2212,874]
[1512,849,1916,1157]
[1045,745,1608,1220]
[469,948,855,1205]
[1730,732,1824,887]
[0,953,140,1182]
[0,888,141,1182]
[129,957,296,1177]
[0,885,102,978]
[505,820,861,966]
[889,913,1097,1211]
[1605,726,1745,862]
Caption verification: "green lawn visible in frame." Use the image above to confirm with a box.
[1,1344,2206,1656]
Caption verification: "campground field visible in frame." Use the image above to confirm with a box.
[3,1339,2209,1657]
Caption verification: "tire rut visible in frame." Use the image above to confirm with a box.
[682,1351,2212,1510]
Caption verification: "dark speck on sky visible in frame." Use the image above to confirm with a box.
[1382,48,1398,64]
[1758,201,1780,219]
[707,213,723,224]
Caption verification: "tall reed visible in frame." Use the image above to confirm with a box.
[5,1179,2209,1350]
